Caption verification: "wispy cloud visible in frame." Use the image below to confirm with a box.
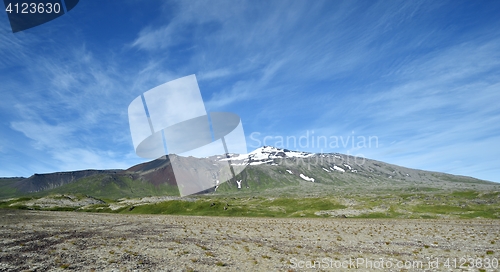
[204,59,286,110]
[10,120,74,150]
[131,24,178,51]
[1,29,155,175]
[197,68,232,81]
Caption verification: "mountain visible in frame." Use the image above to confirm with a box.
[0,146,497,200]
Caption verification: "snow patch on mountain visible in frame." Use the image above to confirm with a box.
[332,165,345,172]
[300,174,315,182]
[215,146,360,178]
[248,160,274,165]
[219,146,315,165]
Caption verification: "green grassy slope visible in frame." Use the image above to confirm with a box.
[0,178,22,199]
[2,189,499,219]
[31,174,179,199]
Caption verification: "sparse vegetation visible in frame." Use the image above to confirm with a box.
[3,188,499,219]
[2,209,496,271]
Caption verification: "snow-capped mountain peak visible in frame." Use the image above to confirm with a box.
[218,146,315,165]
[250,146,314,158]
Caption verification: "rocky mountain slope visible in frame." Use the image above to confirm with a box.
[0,146,497,199]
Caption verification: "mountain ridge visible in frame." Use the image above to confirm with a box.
[0,146,497,199]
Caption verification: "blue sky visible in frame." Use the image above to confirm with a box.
[0,0,499,182]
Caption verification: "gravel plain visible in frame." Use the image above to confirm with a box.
[0,209,499,271]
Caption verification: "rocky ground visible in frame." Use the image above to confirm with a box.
[0,210,499,271]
